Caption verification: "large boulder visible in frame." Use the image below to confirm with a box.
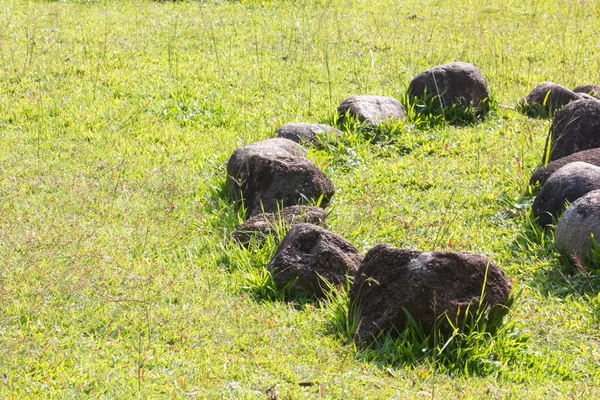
[349,245,511,342]
[546,99,600,162]
[555,190,600,263]
[267,223,363,297]
[532,162,600,227]
[530,148,600,186]
[226,138,334,218]
[519,82,581,117]
[337,95,406,127]
[276,123,342,148]
[573,84,600,100]
[232,205,328,246]
[407,62,490,116]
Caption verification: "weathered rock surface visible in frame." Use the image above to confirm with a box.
[226,138,334,218]
[337,95,406,127]
[555,190,600,263]
[532,162,600,227]
[232,205,328,246]
[530,148,600,186]
[407,62,490,115]
[276,123,342,147]
[546,99,600,162]
[349,245,511,342]
[573,84,600,100]
[267,223,363,297]
[519,82,581,117]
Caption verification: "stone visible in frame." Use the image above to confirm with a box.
[530,148,600,186]
[226,138,334,218]
[532,162,600,227]
[555,190,600,263]
[276,123,342,147]
[573,84,600,100]
[337,95,406,127]
[267,223,363,297]
[349,245,511,342]
[232,205,328,247]
[519,82,581,117]
[546,99,600,162]
[407,62,490,116]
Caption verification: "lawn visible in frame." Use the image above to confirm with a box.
[1,0,600,398]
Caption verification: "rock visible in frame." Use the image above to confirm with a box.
[267,223,363,297]
[555,190,600,263]
[407,62,490,116]
[546,99,600,162]
[276,123,342,147]
[519,82,581,117]
[337,95,406,127]
[232,205,328,246]
[226,138,334,218]
[532,162,600,227]
[573,84,600,100]
[530,148,600,186]
[349,245,511,342]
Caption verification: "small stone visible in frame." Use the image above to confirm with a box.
[555,190,600,263]
[532,162,600,227]
[573,84,600,100]
[267,223,363,297]
[519,82,581,117]
[276,123,342,147]
[337,95,406,127]
[350,245,511,342]
[232,206,328,246]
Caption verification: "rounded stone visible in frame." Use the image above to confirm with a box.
[555,190,600,263]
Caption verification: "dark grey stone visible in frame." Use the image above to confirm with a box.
[276,123,342,147]
[519,82,581,117]
[267,223,363,297]
[349,245,511,342]
[407,62,490,116]
[232,205,328,247]
[226,138,334,218]
[555,190,600,263]
[573,84,600,100]
[546,99,600,162]
[530,148,600,186]
[532,162,600,227]
[337,95,406,127]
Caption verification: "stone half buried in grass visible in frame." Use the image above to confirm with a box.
[555,189,600,264]
[349,245,511,343]
[226,138,335,218]
[530,148,600,186]
[546,99,600,162]
[518,82,582,118]
[232,205,328,247]
[532,162,600,228]
[337,95,406,127]
[276,122,342,148]
[266,223,363,298]
[573,84,600,100]
[407,62,490,121]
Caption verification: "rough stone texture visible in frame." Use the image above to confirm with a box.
[337,95,406,127]
[267,223,363,297]
[232,205,328,246]
[350,245,511,342]
[573,84,600,100]
[555,190,600,263]
[226,138,334,218]
[276,123,342,147]
[546,99,600,162]
[407,62,490,115]
[532,162,600,227]
[530,148,600,186]
[519,82,581,117]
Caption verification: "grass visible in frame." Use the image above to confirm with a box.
[1,0,600,397]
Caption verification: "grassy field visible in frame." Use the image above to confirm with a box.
[1,0,600,398]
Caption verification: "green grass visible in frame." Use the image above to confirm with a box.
[1,0,600,397]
